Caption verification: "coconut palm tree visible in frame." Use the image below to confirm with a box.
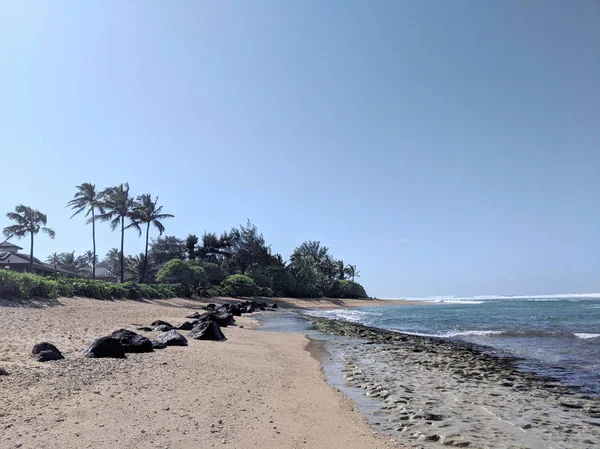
[3,205,55,273]
[344,264,360,282]
[125,252,146,282]
[97,183,135,283]
[46,252,61,269]
[335,260,346,280]
[130,194,174,282]
[58,251,88,274]
[82,250,95,267]
[67,183,104,279]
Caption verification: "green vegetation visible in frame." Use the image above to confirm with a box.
[2,182,369,300]
[0,269,177,300]
[220,274,259,297]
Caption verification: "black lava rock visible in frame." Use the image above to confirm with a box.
[32,342,64,362]
[151,340,167,349]
[84,336,126,358]
[155,330,188,346]
[189,321,226,341]
[109,329,153,353]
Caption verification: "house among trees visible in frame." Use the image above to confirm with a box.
[0,241,79,277]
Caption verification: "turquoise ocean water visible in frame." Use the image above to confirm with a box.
[307,294,600,394]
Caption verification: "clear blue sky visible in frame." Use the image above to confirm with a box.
[1,1,599,298]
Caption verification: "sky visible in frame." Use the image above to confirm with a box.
[1,1,599,298]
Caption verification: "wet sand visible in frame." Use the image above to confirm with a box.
[0,297,402,449]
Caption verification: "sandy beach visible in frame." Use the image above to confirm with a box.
[0,296,402,449]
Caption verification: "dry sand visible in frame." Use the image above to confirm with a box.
[0,296,403,449]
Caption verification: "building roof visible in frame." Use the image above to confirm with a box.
[0,241,23,250]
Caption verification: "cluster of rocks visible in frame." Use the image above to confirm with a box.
[29,300,278,362]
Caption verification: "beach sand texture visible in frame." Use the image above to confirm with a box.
[0,297,401,449]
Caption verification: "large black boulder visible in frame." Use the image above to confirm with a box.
[230,304,243,316]
[270,303,278,309]
[32,342,64,362]
[109,329,153,353]
[196,312,215,322]
[189,321,226,341]
[177,321,195,331]
[203,303,217,311]
[216,304,230,314]
[151,340,167,349]
[154,324,173,332]
[213,312,235,327]
[155,330,188,346]
[0,366,8,376]
[84,337,126,358]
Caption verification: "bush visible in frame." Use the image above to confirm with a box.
[200,262,227,286]
[108,283,128,299]
[328,280,368,299]
[0,269,180,301]
[0,269,23,298]
[220,274,258,297]
[55,278,75,297]
[257,286,274,297]
[72,279,112,299]
[156,259,205,296]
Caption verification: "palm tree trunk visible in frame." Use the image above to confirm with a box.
[120,216,125,283]
[29,232,34,273]
[92,208,96,280]
[142,221,150,283]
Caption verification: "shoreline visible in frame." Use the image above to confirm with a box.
[0,296,403,449]
[302,315,600,448]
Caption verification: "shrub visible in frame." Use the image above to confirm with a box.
[55,278,75,297]
[328,280,368,299]
[108,283,128,299]
[0,269,23,298]
[71,279,112,299]
[0,269,179,301]
[200,262,227,286]
[257,286,274,297]
[156,259,205,296]
[220,274,258,297]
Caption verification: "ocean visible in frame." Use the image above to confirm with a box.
[307,294,600,395]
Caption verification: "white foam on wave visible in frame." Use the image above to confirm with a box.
[574,333,600,340]
[390,329,504,338]
[303,308,379,323]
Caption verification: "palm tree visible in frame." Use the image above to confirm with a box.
[98,183,135,283]
[98,248,121,277]
[46,252,61,268]
[344,264,360,282]
[82,250,95,267]
[335,260,346,280]
[3,205,55,273]
[67,183,104,279]
[125,252,146,282]
[130,194,174,282]
[58,251,88,274]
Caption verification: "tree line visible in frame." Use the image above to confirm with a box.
[2,182,367,299]
[3,182,173,283]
